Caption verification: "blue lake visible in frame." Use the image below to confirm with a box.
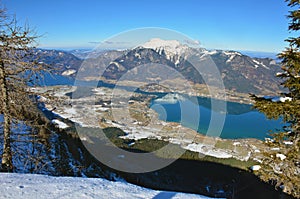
[150,94,284,140]
[40,74,284,140]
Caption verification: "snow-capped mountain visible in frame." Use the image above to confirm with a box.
[141,38,206,66]
[32,39,283,94]
[99,39,282,94]
[141,38,190,59]
[140,38,278,71]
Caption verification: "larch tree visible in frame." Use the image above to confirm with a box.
[0,7,51,171]
[251,0,300,197]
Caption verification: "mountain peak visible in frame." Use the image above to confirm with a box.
[140,38,190,61]
[142,38,182,49]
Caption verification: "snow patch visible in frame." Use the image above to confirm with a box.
[134,53,141,59]
[276,154,287,161]
[226,55,236,63]
[206,50,218,55]
[271,147,280,151]
[110,61,124,69]
[252,59,269,69]
[183,143,233,159]
[53,107,77,119]
[263,96,292,103]
[222,51,242,63]
[120,128,157,140]
[62,69,76,76]
[271,97,292,103]
[269,60,277,65]
[233,142,241,146]
[250,165,261,171]
[154,93,186,104]
[283,141,293,145]
[128,142,135,147]
[52,119,69,129]
[223,51,242,56]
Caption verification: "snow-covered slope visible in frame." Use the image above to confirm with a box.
[0,173,215,199]
[141,38,190,62]
[142,38,188,54]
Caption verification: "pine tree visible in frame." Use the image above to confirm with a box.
[0,7,51,171]
[251,0,300,197]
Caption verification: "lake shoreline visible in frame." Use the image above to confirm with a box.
[85,78,256,105]
[35,85,270,162]
[33,85,294,198]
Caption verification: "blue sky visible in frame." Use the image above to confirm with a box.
[2,0,291,52]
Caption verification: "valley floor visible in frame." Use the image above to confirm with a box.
[34,85,267,167]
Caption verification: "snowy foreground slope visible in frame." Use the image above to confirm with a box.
[0,173,216,199]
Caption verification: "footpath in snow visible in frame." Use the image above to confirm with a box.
[0,173,216,199]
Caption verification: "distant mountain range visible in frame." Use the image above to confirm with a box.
[239,51,278,60]
[31,49,82,75]
[31,39,283,95]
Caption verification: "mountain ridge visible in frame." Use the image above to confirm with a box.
[31,39,283,95]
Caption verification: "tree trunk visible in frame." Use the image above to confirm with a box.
[0,60,13,171]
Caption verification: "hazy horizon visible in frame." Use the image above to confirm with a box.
[2,0,292,53]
